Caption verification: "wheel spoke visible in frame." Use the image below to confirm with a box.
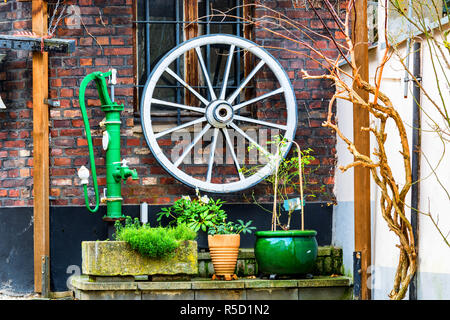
[195,47,217,101]
[206,128,219,183]
[233,115,287,130]
[155,117,206,139]
[151,98,205,114]
[227,60,265,104]
[165,68,209,106]
[174,124,211,167]
[232,87,284,112]
[219,45,235,100]
[222,127,244,181]
[229,122,271,157]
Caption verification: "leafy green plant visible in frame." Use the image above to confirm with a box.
[157,189,256,235]
[113,216,197,259]
[208,219,256,236]
[156,188,227,232]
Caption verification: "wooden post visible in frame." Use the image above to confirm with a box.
[183,0,199,106]
[352,0,371,300]
[32,0,49,294]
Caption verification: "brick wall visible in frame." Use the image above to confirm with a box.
[0,0,339,208]
[0,1,34,207]
[251,1,340,203]
[48,0,136,206]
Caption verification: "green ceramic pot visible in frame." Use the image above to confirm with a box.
[254,230,318,276]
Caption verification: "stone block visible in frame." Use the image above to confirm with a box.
[195,289,246,300]
[89,275,135,282]
[82,240,198,276]
[323,256,333,274]
[142,290,195,300]
[137,281,192,290]
[77,290,141,300]
[192,280,245,290]
[297,276,351,288]
[245,279,298,289]
[246,288,298,300]
[298,286,353,300]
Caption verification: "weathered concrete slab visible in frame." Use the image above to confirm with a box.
[191,280,246,290]
[77,290,141,300]
[137,281,192,290]
[299,286,353,300]
[71,275,353,300]
[82,240,198,276]
[195,289,246,300]
[142,290,194,300]
[245,279,298,288]
[246,288,298,300]
[297,276,352,288]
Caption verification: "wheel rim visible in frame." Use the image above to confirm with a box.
[141,34,298,193]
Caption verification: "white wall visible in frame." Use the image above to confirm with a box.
[332,6,450,300]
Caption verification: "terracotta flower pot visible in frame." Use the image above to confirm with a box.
[208,234,240,278]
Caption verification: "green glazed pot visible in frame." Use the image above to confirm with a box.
[254,230,318,276]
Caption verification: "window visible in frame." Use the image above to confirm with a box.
[135,0,254,120]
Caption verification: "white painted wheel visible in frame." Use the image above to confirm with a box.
[141,34,297,193]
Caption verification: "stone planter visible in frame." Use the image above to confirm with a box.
[82,240,198,276]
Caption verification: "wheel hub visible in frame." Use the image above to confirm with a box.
[206,100,234,128]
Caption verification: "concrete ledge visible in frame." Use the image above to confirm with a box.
[71,275,353,300]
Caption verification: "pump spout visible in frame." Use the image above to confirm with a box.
[113,159,138,183]
[120,167,138,183]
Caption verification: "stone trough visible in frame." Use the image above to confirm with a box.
[71,243,353,300]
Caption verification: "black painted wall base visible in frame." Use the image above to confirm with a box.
[0,203,332,293]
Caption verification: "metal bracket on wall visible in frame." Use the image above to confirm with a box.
[353,251,362,300]
[0,35,76,54]
[44,98,60,107]
[41,255,50,298]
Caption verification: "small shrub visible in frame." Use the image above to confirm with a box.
[113,216,197,259]
[157,188,255,235]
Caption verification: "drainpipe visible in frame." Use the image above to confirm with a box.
[409,41,421,301]
[403,0,413,98]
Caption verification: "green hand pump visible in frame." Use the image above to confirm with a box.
[77,69,138,221]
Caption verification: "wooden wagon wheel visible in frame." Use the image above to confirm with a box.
[141,34,297,193]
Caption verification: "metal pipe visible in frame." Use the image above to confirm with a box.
[409,41,421,301]
[78,71,138,220]
[236,0,241,107]
[403,0,413,98]
[145,0,151,79]
[176,0,181,125]
[206,0,211,101]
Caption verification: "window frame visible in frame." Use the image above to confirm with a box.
[134,0,255,120]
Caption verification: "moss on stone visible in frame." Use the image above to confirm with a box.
[82,240,198,276]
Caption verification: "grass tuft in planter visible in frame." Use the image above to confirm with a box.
[113,216,197,259]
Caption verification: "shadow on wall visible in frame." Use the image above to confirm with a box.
[0,208,34,294]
